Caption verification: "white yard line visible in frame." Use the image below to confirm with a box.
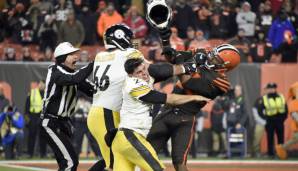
[0,160,297,165]
[0,163,55,171]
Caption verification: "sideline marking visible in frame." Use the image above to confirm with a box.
[0,163,55,171]
[0,160,298,165]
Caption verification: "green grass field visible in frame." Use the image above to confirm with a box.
[1,157,298,171]
[1,159,298,171]
[0,165,31,171]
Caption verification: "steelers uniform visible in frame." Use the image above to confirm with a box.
[112,76,164,171]
[87,48,143,169]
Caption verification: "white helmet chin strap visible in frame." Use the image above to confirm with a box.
[205,49,226,70]
[204,50,216,69]
[111,40,125,51]
[104,44,116,50]
[204,60,215,69]
[122,37,130,44]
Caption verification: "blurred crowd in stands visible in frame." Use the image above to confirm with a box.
[0,0,297,63]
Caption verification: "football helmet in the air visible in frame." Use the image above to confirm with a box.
[146,0,172,29]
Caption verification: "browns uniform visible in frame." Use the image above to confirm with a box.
[147,44,239,169]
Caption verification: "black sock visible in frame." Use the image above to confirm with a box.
[88,159,106,171]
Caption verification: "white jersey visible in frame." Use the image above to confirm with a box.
[92,48,144,111]
[119,76,155,137]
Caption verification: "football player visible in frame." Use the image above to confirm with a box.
[110,58,209,171]
[87,24,197,171]
[146,1,241,170]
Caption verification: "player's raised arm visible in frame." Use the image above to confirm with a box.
[124,58,210,106]
[146,0,172,47]
[147,62,197,83]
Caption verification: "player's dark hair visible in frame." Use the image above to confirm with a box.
[124,58,144,74]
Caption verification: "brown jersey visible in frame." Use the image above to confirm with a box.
[172,66,230,115]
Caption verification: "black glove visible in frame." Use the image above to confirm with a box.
[193,49,208,67]
[158,27,171,47]
[162,46,177,63]
[182,61,197,74]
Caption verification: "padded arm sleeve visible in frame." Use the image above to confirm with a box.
[148,63,174,83]
[139,90,167,104]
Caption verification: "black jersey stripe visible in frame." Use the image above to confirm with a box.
[103,108,115,130]
[123,130,163,171]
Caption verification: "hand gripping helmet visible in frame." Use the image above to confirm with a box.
[103,24,133,50]
[146,0,172,29]
[207,44,240,71]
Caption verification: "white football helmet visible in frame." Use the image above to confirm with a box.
[146,0,172,29]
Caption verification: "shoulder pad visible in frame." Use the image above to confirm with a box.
[95,51,106,59]
[127,49,144,59]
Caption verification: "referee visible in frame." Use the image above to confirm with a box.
[40,42,94,171]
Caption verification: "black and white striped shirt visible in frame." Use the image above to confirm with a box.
[42,63,94,118]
